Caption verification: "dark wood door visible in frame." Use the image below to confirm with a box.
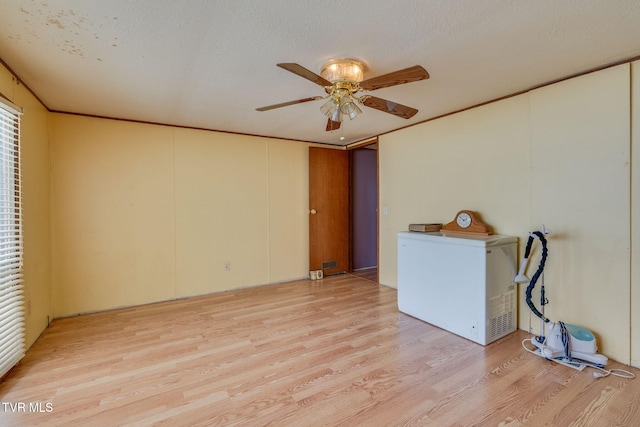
[309,147,349,275]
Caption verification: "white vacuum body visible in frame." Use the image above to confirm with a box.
[516,226,609,367]
[531,322,608,366]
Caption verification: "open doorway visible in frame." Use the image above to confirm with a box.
[350,143,378,282]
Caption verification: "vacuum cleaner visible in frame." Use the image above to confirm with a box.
[515,226,609,368]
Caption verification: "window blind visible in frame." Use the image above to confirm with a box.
[0,95,24,379]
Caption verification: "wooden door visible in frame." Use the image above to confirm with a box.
[309,147,349,275]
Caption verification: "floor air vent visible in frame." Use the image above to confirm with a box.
[322,260,338,270]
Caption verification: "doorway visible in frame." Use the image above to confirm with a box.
[307,144,378,282]
[350,143,378,282]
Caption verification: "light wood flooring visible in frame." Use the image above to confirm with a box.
[350,267,378,283]
[1,274,639,426]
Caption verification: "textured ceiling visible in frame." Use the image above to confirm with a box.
[1,1,639,146]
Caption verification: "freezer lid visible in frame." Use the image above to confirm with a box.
[398,231,517,247]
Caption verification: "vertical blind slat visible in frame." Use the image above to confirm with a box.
[0,100,24,378]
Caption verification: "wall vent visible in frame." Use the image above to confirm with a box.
[322,260,338,270]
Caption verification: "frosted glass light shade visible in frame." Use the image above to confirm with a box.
[320,98,339,117]
[321,59,365,83]
[340,98,362,120]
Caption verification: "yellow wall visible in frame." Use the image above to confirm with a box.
[0,65,52,348]
[173,128,309,295]
[529,65,630,362]
[632,61,640,367]
[51,117,177,314]
[380,64,634,364]
[51,114,310,316]
[380,94,531,278]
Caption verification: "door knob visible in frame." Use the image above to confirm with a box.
[310,209,317,215]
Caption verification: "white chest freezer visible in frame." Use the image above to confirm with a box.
[397,232,517,345]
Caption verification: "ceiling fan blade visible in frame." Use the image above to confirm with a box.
[362,96,418,119]
[256,96,322,111]
[277,63,333,87]
[359,65,429,91]
[326,118,341,131]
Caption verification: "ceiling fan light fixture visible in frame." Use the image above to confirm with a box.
[320,98,339,117]
[320,58,365,83]
[257,61,427,133]
[340,97,362,120]
[330,106,342,123]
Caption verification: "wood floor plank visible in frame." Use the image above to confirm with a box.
[0,274,638,426]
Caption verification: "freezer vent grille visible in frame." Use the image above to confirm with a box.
[490,311,514,339]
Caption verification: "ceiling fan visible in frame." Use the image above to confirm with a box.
[256,59,429,131]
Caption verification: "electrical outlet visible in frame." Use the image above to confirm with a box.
[224,261,230,271]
